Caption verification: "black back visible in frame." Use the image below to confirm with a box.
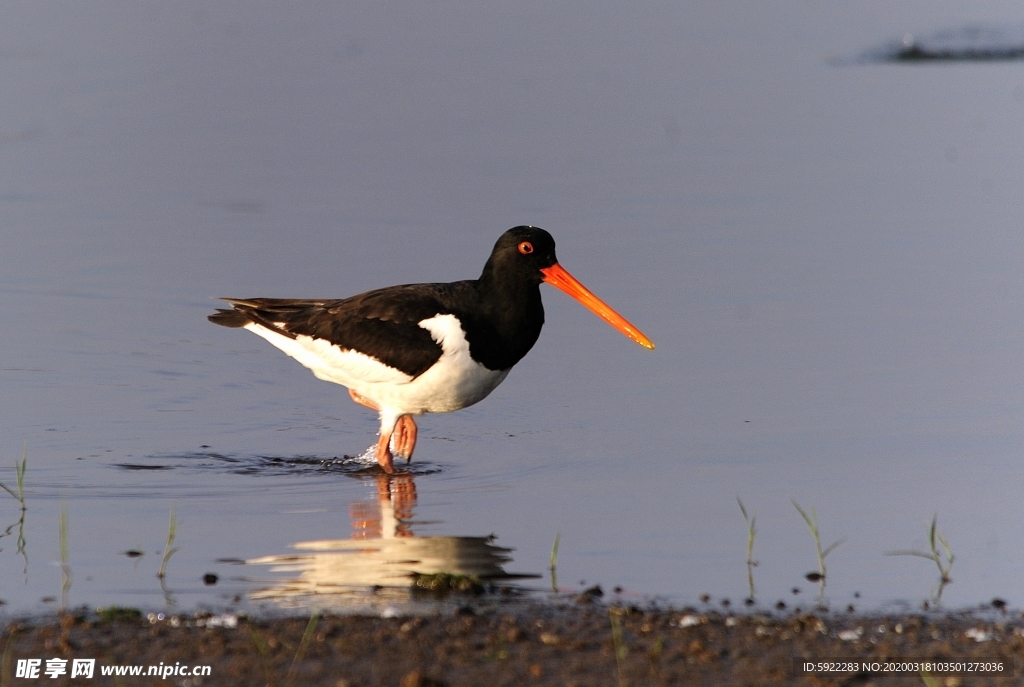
[209,226,560,378]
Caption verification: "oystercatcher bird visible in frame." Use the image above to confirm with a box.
[209,226,654,473]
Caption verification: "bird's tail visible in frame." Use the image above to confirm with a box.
[207,308,251,328]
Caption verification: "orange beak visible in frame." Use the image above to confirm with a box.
[540,263,655,350]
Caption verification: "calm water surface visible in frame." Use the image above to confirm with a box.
[3,2,1024,615]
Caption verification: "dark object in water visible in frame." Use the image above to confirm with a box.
[863,25,1024,63]
[411,572,484,595]
[894,43,1024,62]
[95,606,142,622]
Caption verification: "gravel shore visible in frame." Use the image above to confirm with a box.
[3,601,1021,686]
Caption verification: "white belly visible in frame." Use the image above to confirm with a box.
[243,314,509,417]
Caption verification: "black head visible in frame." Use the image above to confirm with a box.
[481,226,558,285]
[483,225,656,350]
[473,225,655,351]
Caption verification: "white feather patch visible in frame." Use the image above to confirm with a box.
[242,314,509,420]
[242,323,412,387]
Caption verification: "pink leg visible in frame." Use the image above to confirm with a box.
[349,388,379,410]
[350,389,416,470]
[375,430,396,474]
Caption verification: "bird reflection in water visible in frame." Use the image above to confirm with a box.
[247,473,532,609]
[349,472,417,540]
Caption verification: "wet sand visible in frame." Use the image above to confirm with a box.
[2,600,1022,686]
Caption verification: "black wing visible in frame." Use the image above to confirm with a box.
[208,283,476,378]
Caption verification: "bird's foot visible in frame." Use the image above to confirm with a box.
[392,415,418,463]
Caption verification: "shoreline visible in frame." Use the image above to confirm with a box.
[3,599,1022,686]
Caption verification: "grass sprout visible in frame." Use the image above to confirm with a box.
[549,531,560,593]
[792,499,844,604]
[57,500,75,653]
[1,627,15,687]
[609,607,628,687]
[246,625,275,687]
[737,497,757,601]
[886,515,955,603]
[59,502,71,614]
[0,446,28,572]
[0,447,27,509]
[285,611,320,686]
[157,507,180,580]
[648,633,665,678]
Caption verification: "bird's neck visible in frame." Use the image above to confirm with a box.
[473,267,545,368]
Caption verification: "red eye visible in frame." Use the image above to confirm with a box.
[518,241,534,255]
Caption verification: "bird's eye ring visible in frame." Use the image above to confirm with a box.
[518,241,534,255]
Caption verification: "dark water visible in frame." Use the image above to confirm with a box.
[3,2,1024,616]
